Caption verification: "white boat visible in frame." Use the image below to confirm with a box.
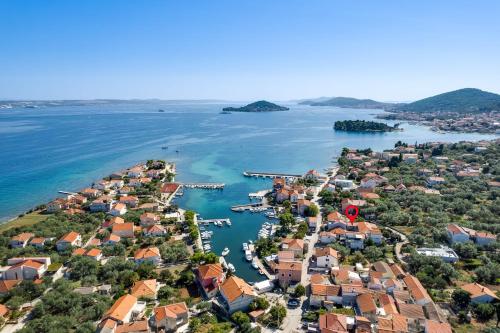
[251,259,259,269]
[227,263,236,272]
[245,250,253,261]
[226,220,232,226]
[222,247,230,256]
[248,240,253,245]
[242,243,248,251]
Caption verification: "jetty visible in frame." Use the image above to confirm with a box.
[243,171,302,180]
[249,189,271,200]
[58,191,78,196]
[181,183,225,189]
[199,218,231,226]
[231,202,269,212]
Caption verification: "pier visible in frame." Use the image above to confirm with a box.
[243,171,302,180]
[199,218,231,226]
[181,183,225,189]
[231,202,269,212]
[58,191,78,196]
[248,189,271,200]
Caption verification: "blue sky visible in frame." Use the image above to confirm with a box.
[1,0,499,101]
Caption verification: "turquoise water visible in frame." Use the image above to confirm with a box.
[0,102,496,281]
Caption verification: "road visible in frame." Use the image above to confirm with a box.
[279,169,337,333]
[385,226,409,265]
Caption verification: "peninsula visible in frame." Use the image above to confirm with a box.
[222,100,289,112]
[299,96,397,110]
[333,120,401,132]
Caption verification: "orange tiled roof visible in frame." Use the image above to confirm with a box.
[425,320,452,333]
[134,247,160,260]
[197,263,223,280]
[403,275,431,303]
[131,279,157,298]
[315,247,339,258]
[104,294,137,322]
[220,276,255,303]
[319,313,348,333]
[85,248,102,258]
[0,280,21,293]
[154,302,188,321]
[58,231,80,244]
[11,232,34,242]
[276,261,302,272]
[461,282,499,300]
[357,293,377,313]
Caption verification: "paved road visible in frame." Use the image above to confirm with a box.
[385,226,409,265]
[279,169,337,333]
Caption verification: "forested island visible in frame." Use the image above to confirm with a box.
[222,100,289,112]
[299,96,396,110]
[333,120,401,132]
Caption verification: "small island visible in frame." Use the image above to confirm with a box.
[333,120,401,132]
[222,100,289,112]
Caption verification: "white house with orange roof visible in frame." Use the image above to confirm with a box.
[446,224,470,243]
[403,275,432,305]
[118,195,139,208]
[357,222,383,244]
[112,223,135,238]
[143,224,167,237]
[130,279,158,299]
[110,203,127,216]
[56,231,82,251]
[314,247,339,268]
[139,213,160,226]
[84,248,103,261]
[127,166,144,178]
[151,302,189,331]
[103,233,121,245]
[101,294,142,326]
[134,247,161,265]
[10,232,34,248]
[281,238,304,257]
[196,263,225,299]
[219,275,257,314]
[3,257,51,280]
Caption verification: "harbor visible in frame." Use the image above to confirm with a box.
[180,182,225,189]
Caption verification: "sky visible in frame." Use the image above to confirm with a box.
[0,0,499,101]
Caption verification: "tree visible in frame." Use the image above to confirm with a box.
[363,246,384,262]
[451,289,471,311]
[473,303,495,322]
[279,213,295,233]
[294,284,306,297]
[232,311,250,326]
[158,286,178,301]
[269,305,287,327]
[305,204,319,217]
[68,256,99,280]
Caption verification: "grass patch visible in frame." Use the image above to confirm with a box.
[392,225,414,236]
[0,211,47,233]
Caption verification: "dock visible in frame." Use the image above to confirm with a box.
[231,202,269,212]
[243,171,302,180]
[181,183,225,189]
[199,218,231,226]
[249,189,271,200]
[58,191,78,196]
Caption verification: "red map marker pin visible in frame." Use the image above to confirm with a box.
[345,205,359,224]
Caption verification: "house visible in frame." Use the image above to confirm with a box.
[446,224,470,244]
[357,222,383,244]
[345,232,366,250]
[273,178,286,190]
[415,246,459,263]
[318,313,349,333]
[56,231,82,251]
[151,302,189,332]
[304,169,321,181]
[297,199,311,216]
[314,247,339,268]
[427,176,445,187]
[397,302,426,331]
[112,223,135,238]
[134,247,161,265]
[196,263,225,299]
[85,248,103,261]
[3,257,51,280]
[341,199,367,213]
[219,275,256,314]
[378,294,399,316]
[360,192,380,200]
[140,213,160,226]
[146,169,162,179]
[0,280,21,295]
[161,183,180,197]
[29,237,47,249]
[110,203,127,216]
[95,180,111,191]
[310,275,341,308]
[356,293,377,322]
[402,153,418,163]
[90,196,113,212]
[331,268,362,285]
[403,275,432,305]
[475,231,496,245]
[127,166,144,178]
[10,232,34,248]
[0,303,8,319]
[115,320,149,333]
[143,225,167,237]
[377,314,409,333]
[424,320,452,333]
[275,188,290,203]
[307,216,321,231]
[81,188,101,199]
[281,238,304,257]
[276,261,302,288]
[334,178,354,190]
[119,196,139,208]
[103,234,121,245]
[46,198,67,213]
[461,283,499,304]
[102,294,139,325]
[104,216,125,228]
[371,261,395,280]
[319,231,338,244]
[131,279,158,299]
[277,251,295,263]
[360,173,387,189]
[109,179,125,189]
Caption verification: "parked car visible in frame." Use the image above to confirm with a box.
[287,298,301,308]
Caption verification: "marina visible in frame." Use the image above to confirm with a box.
[181,182,225,189]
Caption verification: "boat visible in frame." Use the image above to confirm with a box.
[222,247,230,256]
[226,220,232,226]
[259,269,265,275]
[245,250,252,261]
[161,146,168,150]
[248,240,253,245]
[242,243,248,251]
[227,263,236,272]
[220,110,232,114]
[251,259,259,269]
[158,109,165,112]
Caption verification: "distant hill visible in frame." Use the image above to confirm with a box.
[299,97,395,109]
[394,88,500,113]
[222,100,289,112]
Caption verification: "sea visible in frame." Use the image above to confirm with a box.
[0,102,497,282]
